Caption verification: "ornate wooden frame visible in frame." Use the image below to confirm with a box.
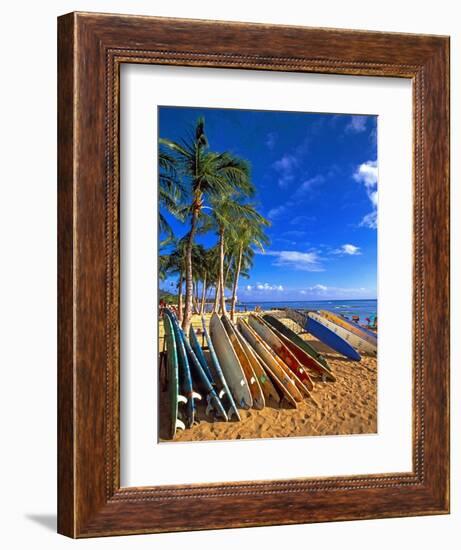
[57,12,450,537]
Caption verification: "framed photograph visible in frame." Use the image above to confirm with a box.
[58,12,450,537]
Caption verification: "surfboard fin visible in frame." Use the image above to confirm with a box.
[192,391,202,401]
[178,394,187,404]
[254,398,265,410]
[240,397,252,409]
[205,395,228,421]
[228,406,241,422]
[205,395,213,417]
[175,418,185,431]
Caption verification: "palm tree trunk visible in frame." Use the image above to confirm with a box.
[212,280,220,313]
[230,245,243,321]
[199,273,207,315]
[219,226,227,316]
[192,281,196,313]
[192,281,198,314]
[182,204,199,332]
[178,271,184,322]
[225,255,232,288]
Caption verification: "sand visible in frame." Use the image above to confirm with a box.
[158,313,377,442]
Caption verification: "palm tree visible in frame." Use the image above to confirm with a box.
[228,218,270,320]
[191,243,207,314]
[158,149,184,239]
[158,149,185,286]
[161,238,187,321]
[160,118,253,333]
[198,247,217,315]
[158,253,171,282]
[211,196,267,317]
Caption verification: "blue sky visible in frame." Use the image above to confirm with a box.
[159,106,377,302]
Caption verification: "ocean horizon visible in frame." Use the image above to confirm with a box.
[235,298,377,323]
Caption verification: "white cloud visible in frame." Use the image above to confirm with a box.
[309,284,328,292]
[271,134,312,189]
[335,243,362,256]
[267,174,324,221]
[292,175,325,199]
[265,132,277,150]
[245,282,284,292]
[345,115,368,133]
[342,243,361,255]
[354,160,378,188]
[360,211,378,229]
[242,283,374,300]
[273,154,297,172]
[299,285,372,298]
[290,215,315,226]
[369,190,378,207]
[272,154,298,188]
[353,160,378,229]
[263,250,324,272]
[267,204,289,220]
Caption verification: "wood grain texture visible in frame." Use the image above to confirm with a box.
[57,12,450,538]
[57,13,75,538]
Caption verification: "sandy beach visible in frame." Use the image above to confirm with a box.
[158,313,377,442]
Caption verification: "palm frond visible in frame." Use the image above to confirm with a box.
[159,137,191,159]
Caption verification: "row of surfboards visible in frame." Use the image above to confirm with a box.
[285,309,378,362]
[162,309,338,439]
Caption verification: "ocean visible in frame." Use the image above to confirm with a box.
[235,299,377,324]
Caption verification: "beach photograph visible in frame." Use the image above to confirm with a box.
[157,106,378,443]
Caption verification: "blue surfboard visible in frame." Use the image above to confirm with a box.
[189,326,214,384]
[162,314,185,438]
[305,313,361,361]
[164,310,198,427]
[179,327,228,421]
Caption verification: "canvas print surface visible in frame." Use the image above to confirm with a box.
[157,106,378,442]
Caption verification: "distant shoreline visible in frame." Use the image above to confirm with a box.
[238,298,377,304]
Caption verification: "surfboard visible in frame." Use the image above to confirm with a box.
[263,314,332,374]
[221,315,265,410]
[261,315,335,382]
[164,310,199,427]
[163,313,185,438]
[283,308,310,330]
[305,312,361,361]
[179,327,228,421]
[309,312,375,356]
[209,313,253,410]
[233,325,280,406]
[248,314,314,392]
[201,316,240,421]
[237,319,301,407]
[189,325,214,384]
[318,310,378,351]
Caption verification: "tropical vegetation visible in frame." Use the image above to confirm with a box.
[159,118,270,333]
